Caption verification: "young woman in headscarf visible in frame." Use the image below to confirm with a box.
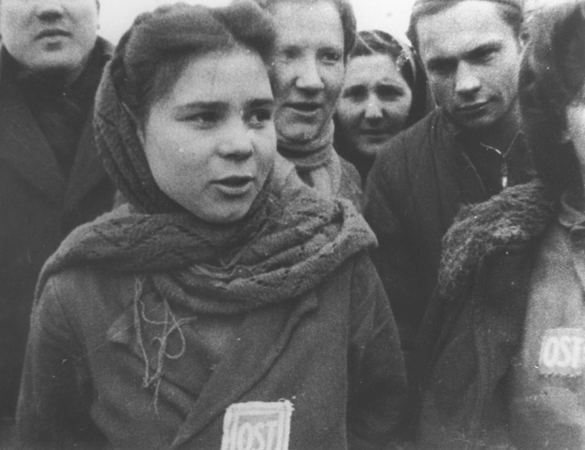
[15,2,407,449]
[334,30,431,183]
[410,1,585,448]
[253,0,364,209]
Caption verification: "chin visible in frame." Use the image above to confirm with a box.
[198,204,252,224]
[276,115,322,143]
[31,57,84,79]
[453,110,504,131]
[355,140,389,158]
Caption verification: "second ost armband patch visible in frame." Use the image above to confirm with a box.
[539,328,585,377]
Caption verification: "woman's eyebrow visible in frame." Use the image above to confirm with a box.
[175,101,226,112]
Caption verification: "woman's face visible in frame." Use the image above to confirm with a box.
[336,54,412,158]
[141,49,276,223]
[270,0,345,142]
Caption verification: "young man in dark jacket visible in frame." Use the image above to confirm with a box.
[364,0,534,356]
[0,0,115,439]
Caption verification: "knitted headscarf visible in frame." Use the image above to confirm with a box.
[37,0,376,318]
[518,0,585,197]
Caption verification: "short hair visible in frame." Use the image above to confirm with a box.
[519,0,585,196]
[407,1,523,52]
[252,0,356,58]
[348,30,430,128]
[110,1,275,127]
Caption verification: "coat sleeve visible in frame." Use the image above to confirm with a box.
[364,138,425,355]
[16,277,105,450]
[346,251,408,450]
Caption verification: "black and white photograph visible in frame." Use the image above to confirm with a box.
[0,0,584,448]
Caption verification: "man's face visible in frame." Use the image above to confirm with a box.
[0,0,99,84]
[417,1,522,131]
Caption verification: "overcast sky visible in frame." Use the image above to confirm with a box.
[98,0,417,44]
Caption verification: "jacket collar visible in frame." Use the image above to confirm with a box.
[0,38,113,208]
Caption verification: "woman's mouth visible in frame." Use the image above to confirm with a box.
[212,176,255,196]
[288,102,321,116]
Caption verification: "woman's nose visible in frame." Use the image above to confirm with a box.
[217,122,254,160]
[364,97,384,120]
[294,57,325,92]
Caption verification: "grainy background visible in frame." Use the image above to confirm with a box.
[98,0,417,44]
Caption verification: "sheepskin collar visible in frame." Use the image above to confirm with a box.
[438,180,557,303]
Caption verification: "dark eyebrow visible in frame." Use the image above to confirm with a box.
[248,98,275,109]
[174,101,227,115]
[464,41,502,60]
[426,39,504,70]
[426,56,456,71]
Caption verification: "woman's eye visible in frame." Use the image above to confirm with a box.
[321,50,342,64]
[377,86,404,100]
[186,111,219,128]
[342,86,367,102]
[248,109,273,128]
[277,47,300,62]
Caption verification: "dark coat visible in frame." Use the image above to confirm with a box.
[364,108,534,354]
[410,181,556,449]
[0,39,115,421]
[17,251,407,450]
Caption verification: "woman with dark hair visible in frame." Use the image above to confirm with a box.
[254,0,364,209]
[15,2,407,449]
[410,1,585,448]
[335,30,431,182]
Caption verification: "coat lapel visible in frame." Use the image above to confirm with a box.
[170,293,318,449]
[0,80,65,205]
[63,108,108,212]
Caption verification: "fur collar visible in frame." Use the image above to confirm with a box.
[438,180,557,302]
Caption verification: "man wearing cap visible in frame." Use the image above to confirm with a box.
[364,0,533,357]
[0,0,115,440]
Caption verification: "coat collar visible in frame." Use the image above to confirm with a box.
[0,38,112,208]
[438,180,556,302]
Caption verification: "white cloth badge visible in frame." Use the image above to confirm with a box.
[539,328,585,377]
[221,400,294,450]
